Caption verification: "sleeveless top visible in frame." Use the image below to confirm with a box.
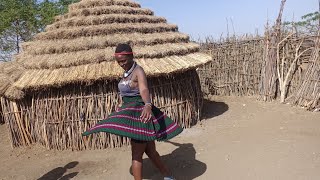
[118,65,140,97]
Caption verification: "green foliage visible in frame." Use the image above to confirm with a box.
[58,0,80,13]
[301,12,320,22]
[0,0,38,40]
[0,0,39,61]
[284,11,320,34]
[37,0,80,31]
[37,0,61,31]
[0,0,80,61]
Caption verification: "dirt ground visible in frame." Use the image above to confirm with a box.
[0,96,319,180]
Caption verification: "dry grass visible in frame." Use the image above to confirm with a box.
[0,62,25,99]
[22,32,189,55]
[55,5,153,22]
[35,23,178,40]
[69,0,141,11]
[0,74,11,95]
[0,61,24,80]
[3,86,24,100]
[48,14,166,30]
[17,42,200,69]
[13,52,211,91]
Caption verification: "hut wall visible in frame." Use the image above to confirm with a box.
[4,70,202,150]
[0,97,34,146]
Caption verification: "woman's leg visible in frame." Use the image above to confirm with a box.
[131,140,147,180]
[145,141,171,177]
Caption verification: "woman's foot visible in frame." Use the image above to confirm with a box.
[164,176,175,180]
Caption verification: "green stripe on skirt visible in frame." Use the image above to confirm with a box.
[82,96,183,141]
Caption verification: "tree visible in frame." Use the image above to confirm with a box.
[0,0,38,61]
[37,0,80,31]
[0,0,80,62]
[284,11,320,35]
[58,0,79,13]
[37,0,61,31]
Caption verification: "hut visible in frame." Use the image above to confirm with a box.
[0,61,25,125]
[0,0,211,150]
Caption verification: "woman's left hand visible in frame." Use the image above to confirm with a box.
[140,105,152,123]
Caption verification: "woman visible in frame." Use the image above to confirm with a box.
[83,43,183,180]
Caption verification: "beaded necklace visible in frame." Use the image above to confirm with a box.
[123,61,137,78]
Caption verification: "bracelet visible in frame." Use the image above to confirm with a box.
[145,102,152,107]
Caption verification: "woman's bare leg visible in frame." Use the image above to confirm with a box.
[131,141,147,180]
[145,141,171,177]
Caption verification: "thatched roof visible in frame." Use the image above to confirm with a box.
[8,0,211,98]
[0,61,25,100]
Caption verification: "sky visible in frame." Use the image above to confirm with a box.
[135,0,319,40]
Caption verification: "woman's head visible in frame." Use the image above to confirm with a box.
[114,43,134,71]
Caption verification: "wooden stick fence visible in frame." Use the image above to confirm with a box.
[198,34,318,109]
[198,37,264,97]
[291,32,320,110]
[259,0,286,101]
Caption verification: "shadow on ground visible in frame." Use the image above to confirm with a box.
[37,161,79,180]
[201,99,229,120]
[130,141,206,180]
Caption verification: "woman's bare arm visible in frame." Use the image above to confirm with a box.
[136,67,152,122]
[136,67,151,104]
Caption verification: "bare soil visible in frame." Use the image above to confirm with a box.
[0,96,319,180]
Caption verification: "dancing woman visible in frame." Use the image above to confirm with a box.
[83,44,182,180]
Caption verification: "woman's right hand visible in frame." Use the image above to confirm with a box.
[140,105,152,123]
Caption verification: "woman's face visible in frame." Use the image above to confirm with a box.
[115,54,133,71]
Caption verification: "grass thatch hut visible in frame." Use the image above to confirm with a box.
[0,61,25,125]
[0,0,211,150]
